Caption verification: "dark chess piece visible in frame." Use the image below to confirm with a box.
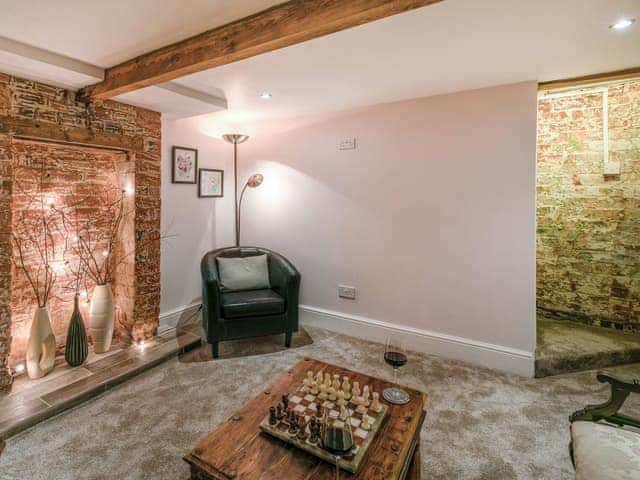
[269,406,278,426]
[282,394,289,412]
[296,417,309,441]
[288,412,299,435]
[276,404,285,420]
[309,418,320,444]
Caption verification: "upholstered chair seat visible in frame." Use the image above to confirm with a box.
[571,421,640,480]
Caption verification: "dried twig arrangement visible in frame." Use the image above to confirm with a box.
[11,168,65,308]
[56,187,130,287]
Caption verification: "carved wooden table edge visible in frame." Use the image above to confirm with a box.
[183,357,427,480]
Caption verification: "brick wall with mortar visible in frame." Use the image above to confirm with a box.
[0,74,161,392]
[537,80,640,330]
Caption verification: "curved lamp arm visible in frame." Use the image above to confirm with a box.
[237,174,263,246]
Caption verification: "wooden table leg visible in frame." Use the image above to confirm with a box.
[406,441,421,480]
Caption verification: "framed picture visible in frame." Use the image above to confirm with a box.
[198,169,224,198]
[172,146,198,183]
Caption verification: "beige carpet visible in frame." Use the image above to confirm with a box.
[1,326,639,479]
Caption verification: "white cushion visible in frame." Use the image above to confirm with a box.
[216,254,270,291]
[572,421,640,480]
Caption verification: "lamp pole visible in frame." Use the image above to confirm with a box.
[222,134,249,247]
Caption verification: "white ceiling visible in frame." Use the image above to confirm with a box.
[0,0,639,132]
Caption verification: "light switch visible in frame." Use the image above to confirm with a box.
[338,285,356,300]
[339,138,356,150]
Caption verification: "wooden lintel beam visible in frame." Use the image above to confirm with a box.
[538,66,640,91]
[0,115,144,153]
[79,0,443,100]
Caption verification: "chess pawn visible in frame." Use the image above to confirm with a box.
[332,374,341,392]
[341,376,351,400]
[356,402,368,415]
[315,371,323,386]
[324,372,332,388]
[317,382,328,401]
[328,386,337,401]
[339,405,348,421]
[336,389,346,407]
[361,415,372,430]
[297,418,309,440]
[370,392,383,413]
[352,381,361,398]
[362,385,370,407]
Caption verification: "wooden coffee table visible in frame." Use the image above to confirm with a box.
[184,358,427,479]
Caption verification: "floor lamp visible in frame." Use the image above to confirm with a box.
[222,134,263,247]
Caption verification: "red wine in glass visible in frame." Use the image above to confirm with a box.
[384,351,408,368]
[322,411,354,480]
[383,337,410,405]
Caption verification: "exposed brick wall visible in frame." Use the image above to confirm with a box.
[0,75,161,392]
[537,80,640,330]
[9,142,132,364]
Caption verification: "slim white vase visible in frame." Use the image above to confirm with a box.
[89,284,115,353]
[26,306,56,379]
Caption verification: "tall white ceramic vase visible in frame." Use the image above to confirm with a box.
[89,284,115,353]
[26,306,56,379]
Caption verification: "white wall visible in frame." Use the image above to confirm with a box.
[160,117,234,319]
[159,82,538,375]
[237,82,538,371]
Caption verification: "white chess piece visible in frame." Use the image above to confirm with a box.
[352,381,361,398]
[328,386,337,401]
[361,415,372,430]
[362,386,370,407]
[339,405,348,421]
[318,383,328,401]
[356,400,368,415]
[332,374,341,392]
[310,379,319,395]
[370,392,383,413]
[316,371,323,385]
[341,376,351,399]
[336,390,346,407]
[324,373,332,388]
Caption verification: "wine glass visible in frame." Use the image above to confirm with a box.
[383,336,410,405]
[321,407,354,480]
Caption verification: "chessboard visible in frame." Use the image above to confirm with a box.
[259,370,389,474]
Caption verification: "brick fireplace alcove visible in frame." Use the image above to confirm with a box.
[0,74,161,392]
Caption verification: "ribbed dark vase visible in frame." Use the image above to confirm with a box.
[65,295,88,367]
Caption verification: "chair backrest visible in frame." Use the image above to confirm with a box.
[201,247,273,284]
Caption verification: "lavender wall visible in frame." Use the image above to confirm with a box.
[238,82,538,355]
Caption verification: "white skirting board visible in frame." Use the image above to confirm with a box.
[299,305,534,377]
[159,302,201,328]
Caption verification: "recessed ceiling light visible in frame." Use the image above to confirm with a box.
[259,92,272,100]
[609,18,635,30]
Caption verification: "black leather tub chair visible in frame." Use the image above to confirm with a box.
[200,247,301,358]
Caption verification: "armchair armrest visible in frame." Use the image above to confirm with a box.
[268,252,301,328]
[570,371,640,428]
[200,255,222,340]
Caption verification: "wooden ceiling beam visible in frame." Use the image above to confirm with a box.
[538,66,640,91]
[79,0,443,100]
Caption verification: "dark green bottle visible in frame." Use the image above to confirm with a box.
[65,294,88,367]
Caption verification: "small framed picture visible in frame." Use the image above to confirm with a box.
[198,169,224,198]
[172,146,198,184]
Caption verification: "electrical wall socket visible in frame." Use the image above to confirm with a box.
[339,138,356,150]
[338,285,356,300]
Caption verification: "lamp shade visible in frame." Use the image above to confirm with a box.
[222,134,249,144]
[246,174,263,188]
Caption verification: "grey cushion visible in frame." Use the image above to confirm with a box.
[216,254,270,291]
[572,421,640,480]
[221,289,285,318]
